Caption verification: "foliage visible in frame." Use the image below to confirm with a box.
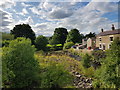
[82,53,92,68]
[2,40,10,47]
[49,27,68,45]
[93,37,120,88]
[83,66,95,78]
[92,50,106,62]
[2,37,40,88]
[66,29,83,43]
[85,32,96,38]
[2,32,14,40]
[47,44,63,51]
[10,24,36,44]
[56,44,62,46]
[36,53,85,77]
[63,42,74,50]
[35,35,48,51]
[40,63,73,88]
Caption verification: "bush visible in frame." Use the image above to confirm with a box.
[82,53,92,68]
[40,63,73,88]
[2,40,10,47]
[83,67,95,77]
[47,44,63,51]
[93,37,120,88]
[35,35,48,51]
[63,42,74,50]
[2,37,40,88]
[92,50,106,62]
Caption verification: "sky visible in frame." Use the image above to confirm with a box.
[0,0,119,36]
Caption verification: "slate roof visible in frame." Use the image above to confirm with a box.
[97,29,120,36]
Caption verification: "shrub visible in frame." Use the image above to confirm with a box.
[48,44,63,51]
[93,37,120,88]
[2,40,10,47]
[82,53,92,68]
[63,42,74,50]
[40,63,73,88]
[35,35,48,51]
[92,50,106,63]
[2,37,40,88]
[83,66,95,77]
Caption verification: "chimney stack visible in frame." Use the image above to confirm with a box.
[101,28,104,32]
[112,24,115,30]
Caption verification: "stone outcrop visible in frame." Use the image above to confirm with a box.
[72,71,92,88]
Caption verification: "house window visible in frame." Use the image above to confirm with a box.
[110,37,113,41]
[99,38,102,41]
[103,44,105,50]
[99,44,102,48]
[109,44,111,49]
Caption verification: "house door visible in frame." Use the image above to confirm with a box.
[103,44,105,50]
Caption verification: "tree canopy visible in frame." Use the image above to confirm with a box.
[85,32,96,38]
[49,27,68,45]
[93,37,120,88]
[66,29,83,43]
[2,37,40,88]
[10,24,36,44]
[35,35,48,51]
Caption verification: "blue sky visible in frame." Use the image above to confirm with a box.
[0,0,119,36]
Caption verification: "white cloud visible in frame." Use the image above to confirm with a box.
[29,7,40,15]
[54,2,118,35]
[21,2,31,7]
[29,2,118,36]
[0,0,15,9]
[16,16,34,25]
[1,1,118,36]
[0,9,13,32]
[22,8,28,14]
[17,8,29,16]
[49,7,73,19]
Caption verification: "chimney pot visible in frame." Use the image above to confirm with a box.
[101,28,104,32]
[112,24,115,30]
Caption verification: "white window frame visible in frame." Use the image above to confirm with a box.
[109,35,114,42]
[102,43,106,50]
[108,43,111,49]
[99,37,102,41]
[99,43,102,49]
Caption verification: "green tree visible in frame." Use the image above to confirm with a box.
[40,63,73,88]
[2,37,40,88]
[66,29,82,43]
[2,32,14,40]
[85,32,95,38]
[10,24,36,44]
[35,35,48,51]
[63,42,74,50]
[93,37,120,88]
[82,53,92,68]
[50,27,68,45]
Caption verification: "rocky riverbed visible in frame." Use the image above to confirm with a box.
[72,70,93,88]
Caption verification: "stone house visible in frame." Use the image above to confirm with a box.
[96,25,120,50]
[87,37,96,49]
[82,38,87,46]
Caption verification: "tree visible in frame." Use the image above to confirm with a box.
[2,37,40,88]
[40,63,73,88]
[2,32,14,40]
[85,32,96,38]
[63,42,74,50]
[66,29,83,43]
[93,37,120,88]
[49,27,68,45]
[82,53,92,68]
[10,24,36,44]
[35,35,48,51]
